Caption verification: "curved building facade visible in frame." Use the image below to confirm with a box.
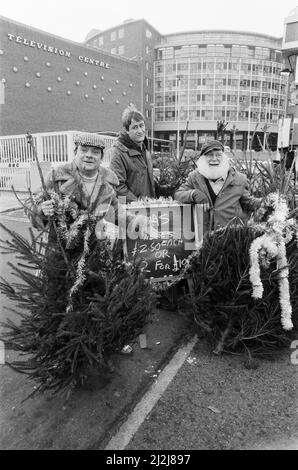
[154,31,287,150]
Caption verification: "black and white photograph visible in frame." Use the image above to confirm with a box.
[0,0,297,454]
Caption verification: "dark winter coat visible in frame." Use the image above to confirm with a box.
[108,133,155,203]
[174,167,261,232]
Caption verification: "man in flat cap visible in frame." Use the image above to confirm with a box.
[174,140,260,231]
[27,131,145,237]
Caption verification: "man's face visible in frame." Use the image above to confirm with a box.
[74,145,103,174]
[127,119,146,145]
[204,149,223,166]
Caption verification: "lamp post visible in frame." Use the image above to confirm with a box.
[246,103,251,151]
[130,55,144,113]
[176,76,181,160]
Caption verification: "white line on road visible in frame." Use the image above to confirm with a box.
[105,335,198,450]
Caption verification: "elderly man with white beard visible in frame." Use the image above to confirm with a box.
[174,140,261,232]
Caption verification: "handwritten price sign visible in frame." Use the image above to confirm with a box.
[125,203,204,281]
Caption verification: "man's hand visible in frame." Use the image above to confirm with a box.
[40,199,55,217]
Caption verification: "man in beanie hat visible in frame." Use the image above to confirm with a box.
[174,140,261,231]
[109,104,155,203]
[27,131,147,237]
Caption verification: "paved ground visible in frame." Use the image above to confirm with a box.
[126,340,298,450]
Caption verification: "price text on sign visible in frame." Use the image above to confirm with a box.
[125,204,203,281]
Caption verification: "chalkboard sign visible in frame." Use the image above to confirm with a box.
[124,203,204,282]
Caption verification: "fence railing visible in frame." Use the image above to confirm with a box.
[0,130,116,190]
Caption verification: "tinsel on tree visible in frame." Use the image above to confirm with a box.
[0,223,156,398]
[186,155,298,357]
[187,222,298,357]
[0,144,156,398]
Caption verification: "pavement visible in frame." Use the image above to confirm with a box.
[0,189,192,450]
[0,308,190,450]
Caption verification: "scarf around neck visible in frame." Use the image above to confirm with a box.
[117,131,149,152]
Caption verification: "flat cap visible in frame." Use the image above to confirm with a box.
[200,140,224,157]
[73,132,105,149]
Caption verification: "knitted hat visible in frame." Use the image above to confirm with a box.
[199,140,224,157]
[73,132,105,149]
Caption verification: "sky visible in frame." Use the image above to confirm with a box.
[1,0,298,43]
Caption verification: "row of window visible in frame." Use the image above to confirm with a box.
[156,78,285,91]
[156,94,285,106]
[156,62,283,74]
[155,109,280,123]
[111,45,125,55]
[157,45,282,62]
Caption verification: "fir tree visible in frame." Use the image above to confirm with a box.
[0,223,156,398]
[188,222,298,357]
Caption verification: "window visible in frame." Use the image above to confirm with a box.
[224,45,232,56]
[207,44,216,55]
[157,49,164,60]
[146,29,152,39]
[198,46,206,55]
[240,79,250,87]
[232,45,241,57]
[118,29,124,39]
[118,45,125,55]
[99,37,103,46]
[146,45,151,56]
[111,48,117,54]
[110,31,116,41]
[165,94,176,104]
[177,62,188,71]
[215,45,224,56]
[145,93,149,103]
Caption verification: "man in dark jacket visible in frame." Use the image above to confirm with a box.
[175,140,261,231]
[109,105,155,203]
